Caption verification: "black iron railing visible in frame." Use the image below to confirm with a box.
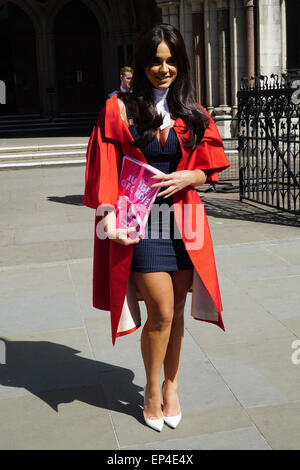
[237,73,300,214]
[214,116,239,183]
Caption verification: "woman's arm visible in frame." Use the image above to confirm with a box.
[190,169,207,187]
[151,169,207,198]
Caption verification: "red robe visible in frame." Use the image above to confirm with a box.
[83,93,230,345]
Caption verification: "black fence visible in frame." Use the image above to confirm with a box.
[237,73,300,214]
[200,116,239,193]
[215,116,239,184]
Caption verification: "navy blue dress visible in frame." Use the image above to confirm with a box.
[129,124,194,273]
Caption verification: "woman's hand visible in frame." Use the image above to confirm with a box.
[102,209,142,246]
[151,169,207,198]
[106,226,142,246]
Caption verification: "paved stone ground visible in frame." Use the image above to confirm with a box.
[0,164,300,450]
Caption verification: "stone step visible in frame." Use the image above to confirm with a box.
[0,150,86,163]
[0,112,98,137]
[0,112,98,123]
[0,124,93,136]
[0,142,87,155]
[0,158,86,170]
[0,117,96,128]
[0,142,88,170]
[0,137,238,170]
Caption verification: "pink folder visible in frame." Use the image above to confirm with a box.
[116,155,165,240]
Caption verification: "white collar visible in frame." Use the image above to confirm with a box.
[120,85,132,93]
[152,88,171,130]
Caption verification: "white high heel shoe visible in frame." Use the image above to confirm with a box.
[143,410,164,432]
[163,411,182,429]
[162,381,182,429]
[143,387,164,432]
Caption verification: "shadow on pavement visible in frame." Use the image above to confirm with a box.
[47,195,84,206]
[199,195,300,227]
[48,191,300,227]
[0,337,145,424]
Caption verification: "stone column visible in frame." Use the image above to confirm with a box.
[258,0,281,76]
[203,0,213,113]
[35,29,48,116]
[214,0,231,116]
[169,2,180,29]
[156,1,180,28]
[46,31,59,116]
[159,3,170,23]
[180,0,194,79]
[244,0,255,79]
[189,0,205,104]
[280,0,287,73]
[35,23,58,117]
[230,0,238,116]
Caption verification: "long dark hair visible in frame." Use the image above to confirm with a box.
[122,23,209,150]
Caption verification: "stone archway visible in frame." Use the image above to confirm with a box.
[53,0,103,113]
[0,1,40,114]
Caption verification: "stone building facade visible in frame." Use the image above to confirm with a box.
[0,0,299,137]
[0,0,161,116]
[156,0,299,136]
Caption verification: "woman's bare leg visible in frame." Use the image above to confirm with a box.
[132,271,175,419]
[162,269,193,416]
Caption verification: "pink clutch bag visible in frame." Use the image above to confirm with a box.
[116,155,165,240]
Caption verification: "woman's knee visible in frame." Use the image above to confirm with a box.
[147,301,174,330]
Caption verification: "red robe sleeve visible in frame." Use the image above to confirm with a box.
[189,108,230,183]
[83,107,122,210]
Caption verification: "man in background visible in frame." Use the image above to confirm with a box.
[108,66,133,98]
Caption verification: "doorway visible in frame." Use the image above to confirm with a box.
[0,2,39,115]
[54,0,103,113]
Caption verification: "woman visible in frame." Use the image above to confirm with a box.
[83,24,230,432]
